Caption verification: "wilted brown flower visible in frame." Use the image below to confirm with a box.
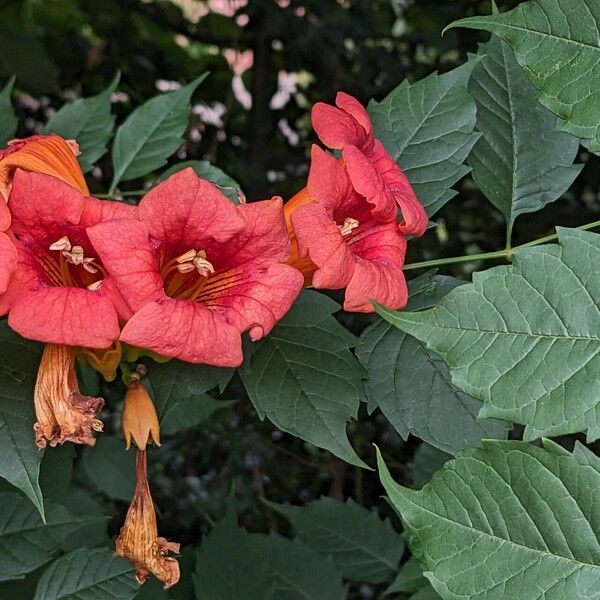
[115,449,180,588]
[33,344,104,448]
[122,383,161,451]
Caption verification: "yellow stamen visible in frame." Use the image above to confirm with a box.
[338,217,360,237]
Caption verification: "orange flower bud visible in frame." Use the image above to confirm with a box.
[81,341,122,382]
[0,135,89,200]
[115,449,180,588]
[122,383,161,451]
[283,187,317,285]
[34,344,104,448]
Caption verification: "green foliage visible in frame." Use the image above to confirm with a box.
[378,441,600,599]
[161,394,235,435]
[468,35,582,240]
[377,227,600,441]
[384,557,438,598]
[45,73,120,172]
[0,324,44,517]
[110,74,207,192]
[266,497,403,584]
[0,77,17,147]
[240,291,366,467]
[369,61,480,216]
[194,508,346,599]
[33,548,137,600]
[449,0,600,151]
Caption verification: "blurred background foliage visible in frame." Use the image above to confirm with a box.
[0,1,598,598]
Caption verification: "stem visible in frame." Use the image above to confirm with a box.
[404,219,600,272]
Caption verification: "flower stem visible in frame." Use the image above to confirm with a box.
[404,219,600,272]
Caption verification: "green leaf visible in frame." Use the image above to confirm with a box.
[410,443,451,490]
[80,435,135,501]
[377,227,600,442]
[239,290,366,467]
[147,360,233,424]
[0,77,17,147]
[357,319,509,454]
[45,73,120,172]
[39,445,75,503]
[34,548,137,600]
[161,394,235,435]
[377,441,600,599]
[110,74,207,191]
[468,35,581,239]
[159,160,242,204]
[266,497,402,584]
[0,492,103,582]
[383,557,438,598]
[447,0,600,151]
[368,61,480,216]
[194,510,346,600]
[0,323,44,517]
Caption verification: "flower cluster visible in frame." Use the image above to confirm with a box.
[0,92,426,589]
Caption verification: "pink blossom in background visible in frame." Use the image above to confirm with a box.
[223,49,253,76]
[270,71,299,110]
[232,76,252,110]
[208,0,248,17]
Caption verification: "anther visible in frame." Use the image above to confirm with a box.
[49,236,72,252]
[176,249,197,264]
[87,280,103,291]
[338,217,360,237]
[192,250,215,277]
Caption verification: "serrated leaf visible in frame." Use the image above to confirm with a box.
[0,323,44,517]
[194,511,346,600]
[357,320,509,454]
[159,160,242,204]
[45,73,120,172]
[0,492,103,582]
[368,61,479,216]
[266,497,402,584]
[0,77,17,146]
[110,74,207,191]
[468,35,581,239]
[378,441,600,600]
[448,0,600,151]
[239,290,366,467]
[34,548,137,600]
[161,394,235,435]
[377,227,600,442]
[147,360,233,424]
[80,435,134,501]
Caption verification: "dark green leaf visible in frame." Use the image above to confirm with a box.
[0,492,102,582]
[369,61,480,216]
[377,227,600,441]
[110,74,207,191]
[45,73,120,172]
[468,35,581,239]
[34,548,137,600]
[159,160,242,204]
[448,0,600,151]
[162,394,235,435]
[383,557,436,597]
[410,443,451,490]
[0,323,44,517]
[0,77,17,147]
[39,445,75,503]
[378,441,600,599]
[266,497,402,584]
[80,435,134,501]
[240,290,366,467]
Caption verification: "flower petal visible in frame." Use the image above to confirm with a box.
[307,145,354,212]
[88,219,164,312]
[0,232,16,293]
[0,198,10,230]
[335,92,372,137]
[312,101,370,151]
[81,196,139,228]
[291,203,355,289]
[8,286,120,347]
[0,135,89,199]
[139,168,245,249]
[8,170,84,242]
[344,259,408,313]
[120,298,243,367]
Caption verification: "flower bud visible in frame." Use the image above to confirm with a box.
[122,383,160,451]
